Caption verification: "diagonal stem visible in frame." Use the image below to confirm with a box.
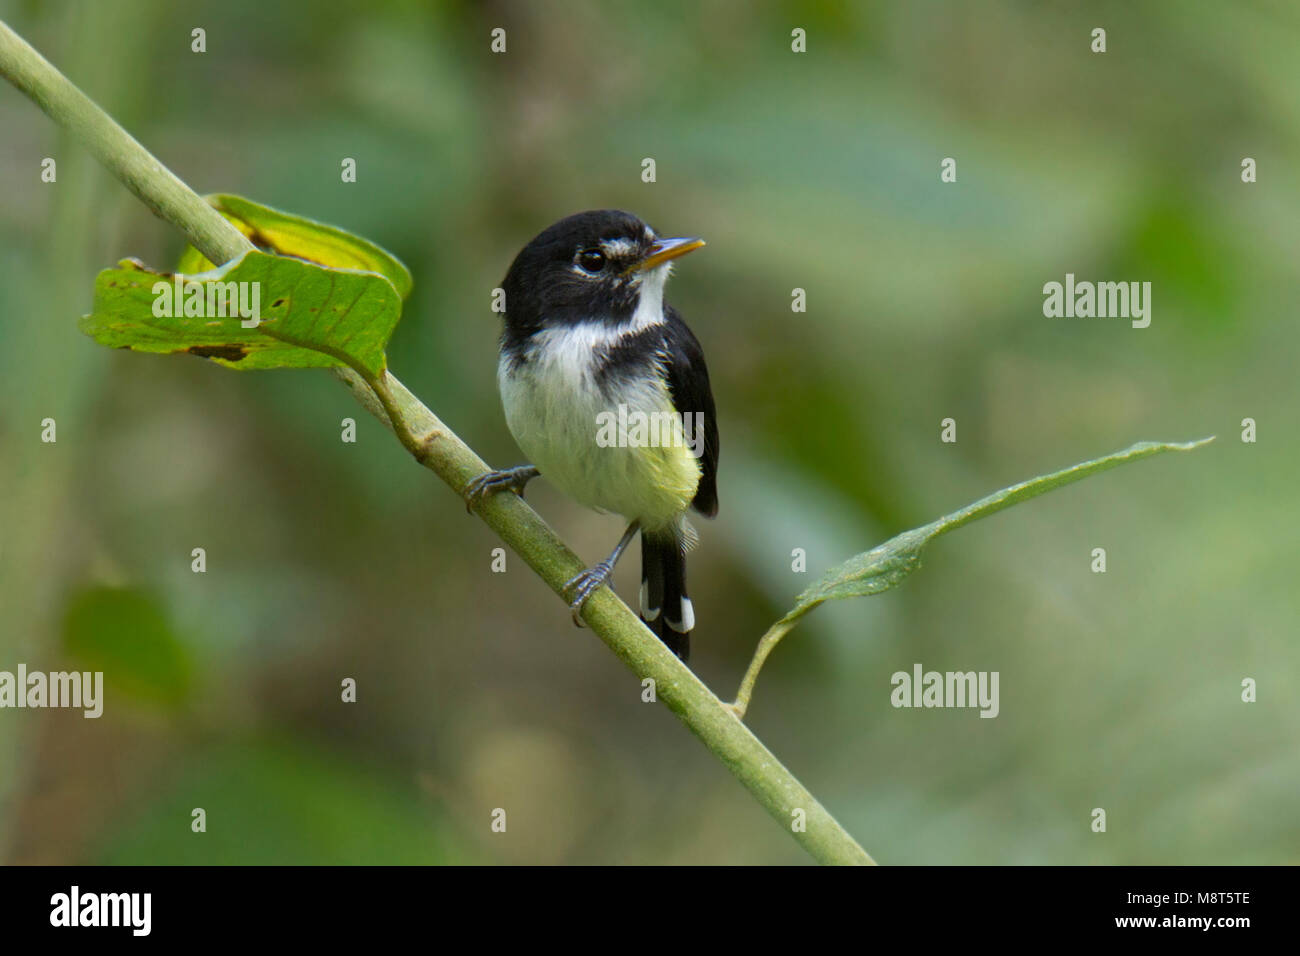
[729,616,800,721]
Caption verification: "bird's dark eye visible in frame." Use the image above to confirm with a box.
[577,249,606,274]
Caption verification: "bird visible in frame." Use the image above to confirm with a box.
[465,209,719,661]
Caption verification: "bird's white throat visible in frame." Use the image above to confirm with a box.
[627,262,671,333]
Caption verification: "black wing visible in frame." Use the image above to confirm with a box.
[660,305,719,517]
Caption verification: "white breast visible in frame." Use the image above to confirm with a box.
[499,322,700,531]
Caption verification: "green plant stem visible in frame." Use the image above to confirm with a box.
[730,617,798,720]
[0,22,252,266]
[0,18,874,865]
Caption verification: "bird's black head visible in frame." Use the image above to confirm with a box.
[500,209,703,342]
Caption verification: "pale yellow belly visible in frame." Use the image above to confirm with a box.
[500,350,700,531]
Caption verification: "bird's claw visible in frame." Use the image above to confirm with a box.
[464,465,538,513]
[564,561,614,627]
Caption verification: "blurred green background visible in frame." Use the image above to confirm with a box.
[1,0,1296,865]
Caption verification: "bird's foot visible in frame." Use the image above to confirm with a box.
[563,560,615,627]
[463,465,539,513]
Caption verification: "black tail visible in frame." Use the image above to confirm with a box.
[640,531,693,661]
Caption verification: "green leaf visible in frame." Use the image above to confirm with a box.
[80,249,402,376]
[177,193,412,300]
[782,438,1215,622]
[61,585,194,708]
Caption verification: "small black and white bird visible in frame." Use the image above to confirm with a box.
[466,210,719,660]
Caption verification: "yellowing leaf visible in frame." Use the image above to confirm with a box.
[176,194,412,300]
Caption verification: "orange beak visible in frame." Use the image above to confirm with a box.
[628,236,706,273]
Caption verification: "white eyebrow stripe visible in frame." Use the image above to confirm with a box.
[600,238,638,258]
